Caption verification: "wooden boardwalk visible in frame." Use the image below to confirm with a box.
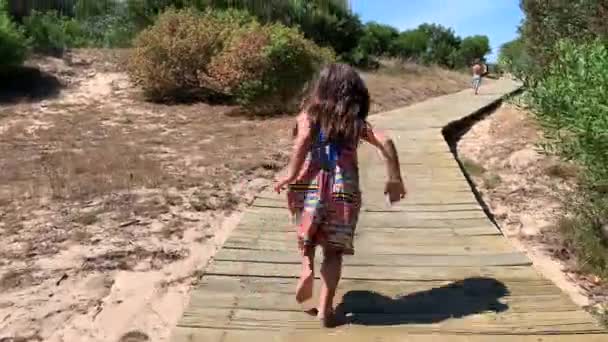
[173,80,606,341]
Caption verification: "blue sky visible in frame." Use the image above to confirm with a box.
[351,1,524,62]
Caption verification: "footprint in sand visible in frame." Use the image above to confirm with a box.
[118,331,149,342]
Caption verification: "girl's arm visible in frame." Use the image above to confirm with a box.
[274,113,312,193]
[362,123,407,202]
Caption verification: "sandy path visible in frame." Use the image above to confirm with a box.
[0,53,278,342]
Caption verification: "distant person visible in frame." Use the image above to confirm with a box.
[274,63,407,327]
[471,59,486,95]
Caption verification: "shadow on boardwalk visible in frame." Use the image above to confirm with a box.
[336,277,509,326]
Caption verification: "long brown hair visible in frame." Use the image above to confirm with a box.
[301,63,370,145]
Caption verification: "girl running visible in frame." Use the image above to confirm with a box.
[274,63,407,327]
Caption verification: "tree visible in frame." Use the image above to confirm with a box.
[456,35,490,65]
[520,0,608,71]
[0,0,28,65]
[417,23,461,66]
[357,21,399,57]
[297,4,363,58]
[124,0,361,57]
[390,28,428,61]
[498,36,535,83]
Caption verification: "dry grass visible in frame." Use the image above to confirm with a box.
[81,247,189,272]
[0,267,41,291]
[484,173,502,189]
[544,161,580,180]
[461,158,486,176]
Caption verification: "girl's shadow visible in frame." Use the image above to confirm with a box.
[335,277,510,326]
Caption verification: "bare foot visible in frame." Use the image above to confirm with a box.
[304,308,319,316]
[295,271,314,303]
[318,311,342,328]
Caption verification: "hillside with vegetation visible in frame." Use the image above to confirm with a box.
[3,1,490,66]
[1,0,492,107]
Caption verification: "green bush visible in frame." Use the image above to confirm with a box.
[211,22,334,109]
[453,35,491,66]
[0,4,28,65]
[23,10,88,54]
[531,39,608,277]
[74,0,138,47]
[498,37,536,84]
[391,29,428,62]
[357,22,399,58]
[559,194,608,278]
[22,1,137,51]
[127,8,233,101]
[531,40,608,185]
[77,12,137,48]
[520,0,607,73]
[417,23,461,67]
[123,0,359,58]
[128,8,333,109]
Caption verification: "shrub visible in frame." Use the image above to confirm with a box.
[23,2,137,52]
[128,8,333,109]
[531,39,608,277]
[0,3,28,66]
[210,22,334,109]
[531,40,608,186]
[127,8,235,101]
[498,37,536,84]
[417,23,461,67]
[123,0,359,59]
[455,35,491,66]
[357,22,399,58]
[520,0,608,73]
[77,12,137,48]
[23,10,88,54]
[559,193,608,278]
[75,0,138,48]
[391,29,428,62]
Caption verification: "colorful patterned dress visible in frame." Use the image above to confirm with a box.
[287,123,363,255]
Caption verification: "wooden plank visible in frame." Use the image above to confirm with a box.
[190,275,560,297]
[233,223,500,236]
[232,225,501,236]
[240,208,493,228]
[187,279,573,314]
[225,231,512,250]
[185,292,580,316]
[173,327,608,342]
[221,241,513,254]
[252,198,482,212]
[213,249,531,267]
[205,261,543,281]
[223,234,514,249]
[222,239,514,254]
[178,308,601,334]
[250,202,486,216]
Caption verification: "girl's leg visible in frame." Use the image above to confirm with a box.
[296,245,315,304]
[318,248,343,327]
